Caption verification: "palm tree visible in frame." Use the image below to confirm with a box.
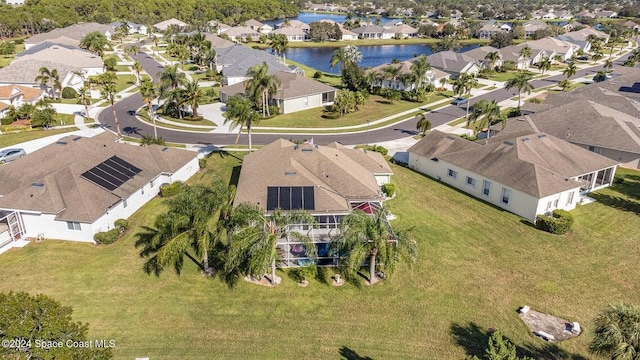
[519,46,532,70]
[484,51,501,72]
[270,34,289,62]
[439,76,448,90]
[158,64,187,94]
[77,85,91,120]
[562,62,577,79]
[537,57,551,75]
[416,113,431,136]
[245,62,281,118]
[99,72,121,137]
[333,209,416,285]
[410,55,431,89]
[330,45,363,74]
[558,79,571,92]
[35,67,59,99]
[383,65,402,89]
[453,73,478,121]
[469,99,504,137]
[592,51,604,64]
[136,182,231,275]
[34,67,50,95]
[139,78,157,138]
[79,31,109,56]
[590,303,640,360]
[132,61,143,85]
[224,95,260,151]
[603,58,613,71]
[183,79,202,118]
[504,72,534,110]
[128,45,139,59]
[225,204,317,285]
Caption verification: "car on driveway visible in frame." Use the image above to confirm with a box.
[0,148,26,163]
[451,97,468,105]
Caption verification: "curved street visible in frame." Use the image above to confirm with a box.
[98,47,630,146]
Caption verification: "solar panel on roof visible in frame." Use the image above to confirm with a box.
[291,187,303,209]
[303,186,315,210]
[81,156,142,191]
[267,187,279,210]
[279,186,291,210]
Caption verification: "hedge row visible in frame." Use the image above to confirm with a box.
[94,218,129,245]
[536,209,574,235]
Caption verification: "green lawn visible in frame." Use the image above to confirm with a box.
[0,127,79,148]
[485,70,537,82]
[136,111,213,132]
[159,114,216,127]
[284,59,342,88]
[0,153,638,359]
[53,113,75,126]
[257,93,452,129]
[115,74,138,92]
[115,65,131,72]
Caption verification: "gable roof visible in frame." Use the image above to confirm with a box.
[462,46,502,61]
[243,19,265,28]
[223,26,261,37]
[426,51,477,73]
[0,132,197,223]
[275,19,310,30]
[366,57,450,79]
[220,71,336,100]
[410,130,618,197]
[561,27,609,42]
[523,37,578,55]
[234,139,391,213]
[527,99,640,154]
[352,25,386,34]
[204,33,234,49]
[154,18,187,31]
[14,45,103,68]
[0,85,43,102]
[0,59,81,85]
[215,44,293,78]
[24,23,113,45]
[272,27,307,36]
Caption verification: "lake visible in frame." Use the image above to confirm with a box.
[279,44,480,74]
[262,12,395,27]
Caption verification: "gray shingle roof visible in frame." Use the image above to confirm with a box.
[233,139,390,212]
[426,51,477,73]
[220,71,336,100]
[0,59,81,85]
[216,44,293,78]
[24,23,113,45]
[410,130,618,197]
[0,132,197,223]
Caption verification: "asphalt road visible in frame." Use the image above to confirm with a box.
[98,49,631,146]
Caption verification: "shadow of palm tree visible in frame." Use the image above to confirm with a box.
[339,346,373,360]
[589,193,640,215]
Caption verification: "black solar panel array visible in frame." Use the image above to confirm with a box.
[266,186,315,211]
[81,156,142,191]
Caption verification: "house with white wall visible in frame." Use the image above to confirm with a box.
[408,130,619,222]
[426,51,480,78]
[214,44,295,86]
[365,57,450,91]
[16,44,104,77]
[0,85,44,111]
[0,132,199,247]
[0,59,85,93]
[220,71,337,114]
[24,23,113,49]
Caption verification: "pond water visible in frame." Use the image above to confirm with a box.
[262,12,395,27]
[277,44,480,74]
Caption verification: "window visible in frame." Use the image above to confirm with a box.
[546,201,553,211]
[66,222,81,231]
[588,146,602,154]
[466,176,477,188]
[553,199,559,208]
[501,188,512,205]
[482,180,492,196]
[567,191,574,205]
[447,169,458,179]
[150,180,154,188]
[141,186,145,195]
[123,199,128,208]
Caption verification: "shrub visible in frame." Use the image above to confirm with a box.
[536,209,574,235]
[613,175,625,184]
[1,117,13,125]
[361,144,388,155]
[313,71,322,79]
[198,158,207,169]
[61,87,78,99]
[114,218,129,232]
[160,182,183,197]
[322,112,341,119]
[294,264,318,282]
[182,115,204,121]
[383,183,395,197]
[268,105,280,116]
[528,97,544,104]
[93,228,120,244]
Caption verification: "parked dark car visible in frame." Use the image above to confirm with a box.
[0,148,26,163]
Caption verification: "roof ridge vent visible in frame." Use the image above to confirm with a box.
[503,141,514,146]
[30,182,45,188]
[56,141,67,145]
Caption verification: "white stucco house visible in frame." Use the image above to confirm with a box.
[214,44,295,86]
[0,59,85,94]
[0,85,44,113]
[365,57,450,91]
[220,71,337,114]
[0,132,199,247]
[408,130,619,222]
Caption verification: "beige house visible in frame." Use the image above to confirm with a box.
[234,139,393,267]
[500,44,547,69]
[0,85,44,116]
[244,19,273,33]
[523,37,580,62]
[16,44,104,77]
[223,26,261,42]
[153,18,187,31]
[220,71,337,114]
[408,131,618,222]
[0,132,199,247]
[0,59,85,93]
[272,27,307,41]
[24,23,113,49]
[462,46,503,69]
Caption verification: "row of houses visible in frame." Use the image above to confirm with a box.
[408,66,640,222]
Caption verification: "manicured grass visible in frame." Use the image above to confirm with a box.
[53,113,75,126]
[136,111,213,132]
[0,54,15,68]
[159,115,216,127]
[0,127,79,148]
[115,74,138,92]
[0,155,638,359]
[257,93,451,129]
[485,70,537,82]
[285,59,342,88]
[121,136,186,148]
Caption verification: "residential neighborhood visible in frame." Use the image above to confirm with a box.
[0,5,640,359]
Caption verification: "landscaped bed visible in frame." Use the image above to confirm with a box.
[0,154,638,359]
